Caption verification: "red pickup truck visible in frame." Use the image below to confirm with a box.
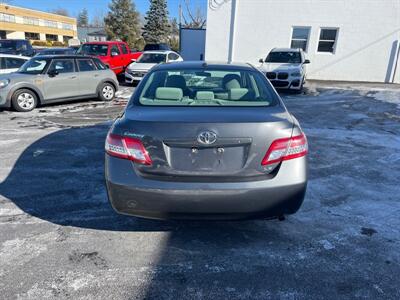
[77,41,142,74]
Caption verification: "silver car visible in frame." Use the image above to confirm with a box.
[0,55,119,112]
[105,61,308,220]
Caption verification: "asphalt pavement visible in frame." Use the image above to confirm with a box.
[0,83,399,299]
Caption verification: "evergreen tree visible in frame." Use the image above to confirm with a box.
[142,0,170,43]
[104,0,141,47]
[77,9,89,27]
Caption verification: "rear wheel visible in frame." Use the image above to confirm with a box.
[98,82,115,102]
[12,89,38,112]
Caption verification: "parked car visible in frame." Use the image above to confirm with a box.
[143,43,171,51]
[35,47,76,56]
[0,54,29,74]
[77,41,142,74]
[105,61,308,220]
[125,50,183,84]
[0,39,35,57]
[0,55,118,112]
[259,48,310,92]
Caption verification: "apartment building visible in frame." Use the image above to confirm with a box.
[0,3,77,43]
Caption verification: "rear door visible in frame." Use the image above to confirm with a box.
[109,44,124,73]
[44,58,80,100]
[118,42,130,67]
[76,58,100,96]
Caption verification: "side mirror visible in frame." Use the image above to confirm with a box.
[111,52,119,57]
[131,59,136,62]
[304,59,310,64]
[259,58,264,63]
[48,69,59,77]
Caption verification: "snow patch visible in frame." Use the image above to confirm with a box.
[319,240,335,250]
[370,90,400,108]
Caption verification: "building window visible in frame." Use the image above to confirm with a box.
[62,23,73,30]
[23,17,39,26]
[63,36,73,43]
[0,13,16,23]
[46,34,58,42]
[44,20,58,28]
[317,28,339,53]
[290,27,311,52]
[25,32,40,41]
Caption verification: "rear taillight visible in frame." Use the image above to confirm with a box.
[105,133,152,165]
[261,133,308,166]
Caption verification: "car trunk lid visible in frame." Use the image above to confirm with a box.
[115,106,293,181]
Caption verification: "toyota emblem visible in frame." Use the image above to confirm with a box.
[197,131,217,145]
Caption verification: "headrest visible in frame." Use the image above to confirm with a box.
[155,87,183,101]
[166,75,187,88]
[228,88,253,100]
[222,74,241,90]
[195,91,215,100]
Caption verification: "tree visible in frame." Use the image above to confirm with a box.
[77,8,89,27]
[170,17,179,36]
[91,9,106,27]
[50,8,70,17]
[181,0,206,29]
[104,0,141,47]
[142,0,170,43]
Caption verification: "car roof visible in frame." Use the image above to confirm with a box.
[41,47,72,50]
[83,41,124,45]
[34,54,98,60]
[0,54,30,59]
[142,50,173,54]
[0,39,27,42]
[271,48,301,52]
[153,61,255,71]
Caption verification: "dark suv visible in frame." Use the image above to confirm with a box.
[0,39,35,57]
[143,43,171,51]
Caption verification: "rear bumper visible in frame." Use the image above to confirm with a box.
[105,155,308,220]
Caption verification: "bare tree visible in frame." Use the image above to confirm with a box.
[181,0,206,29]
[49,8,70,17]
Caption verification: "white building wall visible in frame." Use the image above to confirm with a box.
[6,31,25,39]
[206,0,400,83]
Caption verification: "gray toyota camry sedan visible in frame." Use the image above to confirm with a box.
[105,61,308,220]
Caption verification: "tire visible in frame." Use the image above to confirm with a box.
[11,89,38,112]
[98,82,116,102]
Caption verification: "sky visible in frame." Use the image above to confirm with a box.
[6,0,207,21]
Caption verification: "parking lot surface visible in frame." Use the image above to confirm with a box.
[0,83,399,299]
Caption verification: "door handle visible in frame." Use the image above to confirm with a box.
[94,74,99,77]
[69,76,77,79]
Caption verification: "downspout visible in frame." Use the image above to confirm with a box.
[228,0,238,63]
[391,40,400,83]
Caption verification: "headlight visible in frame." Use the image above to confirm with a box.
[291,72,302,77]
[0,79,10,89]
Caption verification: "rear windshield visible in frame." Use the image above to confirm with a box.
[138,53,167,64]
[77,44,108,56]
[18,58,50,74]
[266,51,301,63]
[136,68,276,107]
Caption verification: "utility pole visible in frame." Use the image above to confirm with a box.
[178,1,182,52]
[228,0,238,63]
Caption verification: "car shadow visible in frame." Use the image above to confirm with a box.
[0,124,179,231]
